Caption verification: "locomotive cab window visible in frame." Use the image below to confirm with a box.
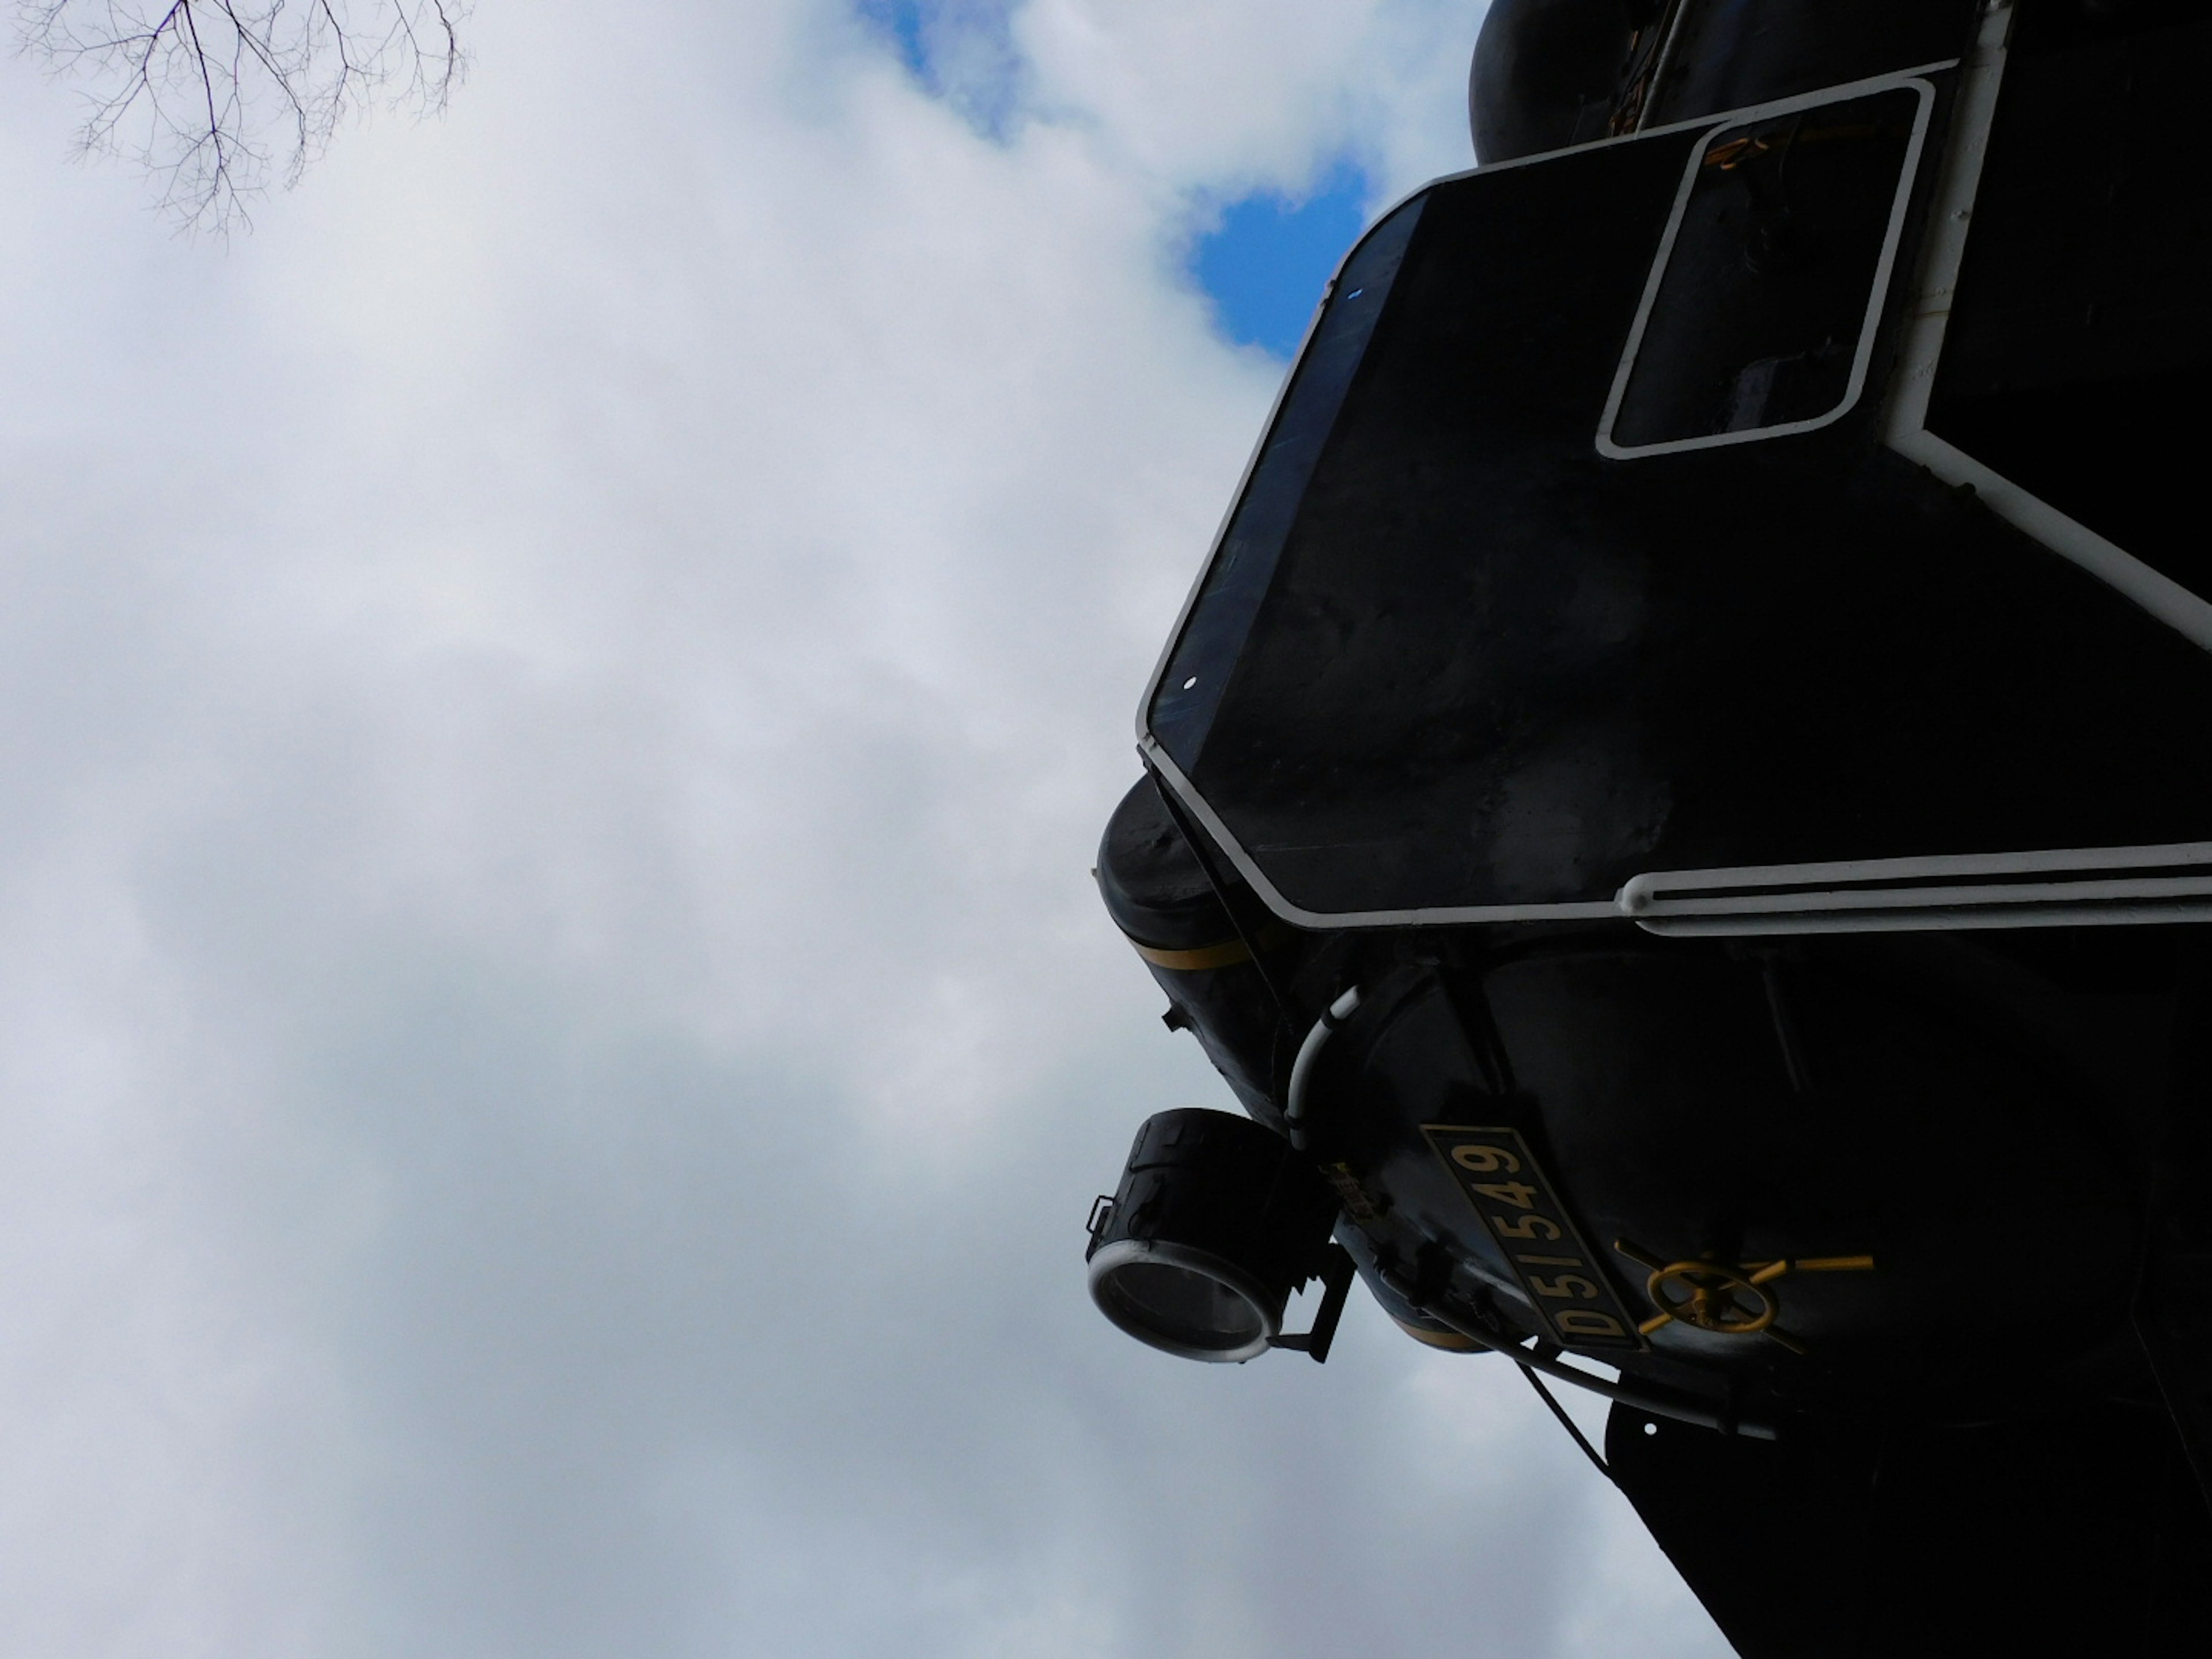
[1599,84,1931,457]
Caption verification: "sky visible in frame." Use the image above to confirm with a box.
[0,3,1734,1655]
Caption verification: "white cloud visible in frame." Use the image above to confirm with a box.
[0,3,1729,1654]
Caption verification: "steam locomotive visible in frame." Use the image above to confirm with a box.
[1082,2,2212,1651]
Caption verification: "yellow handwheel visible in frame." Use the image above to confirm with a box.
[1647,1260,1779,1335]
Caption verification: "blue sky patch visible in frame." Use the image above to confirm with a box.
[858,0,1021,136]
[860,0,930,77]
[1192,166,1372,358]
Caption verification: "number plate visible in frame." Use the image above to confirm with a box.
[1422,1124,1645,1352]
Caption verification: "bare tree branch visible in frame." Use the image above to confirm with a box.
[17,1,471,233]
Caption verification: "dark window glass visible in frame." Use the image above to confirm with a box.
[1148,194,1427,770]
[1604,87,1923,452]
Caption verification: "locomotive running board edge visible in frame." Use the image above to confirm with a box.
[1618,843,2212,937]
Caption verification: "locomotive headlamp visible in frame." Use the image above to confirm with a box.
[1086,1108,1348,1362]
[1087,1240,1278,1362]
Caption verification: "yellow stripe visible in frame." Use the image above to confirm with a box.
[1123,921,1300,972]
[1130,937,1252,971]
[1393,1318,1481,1352]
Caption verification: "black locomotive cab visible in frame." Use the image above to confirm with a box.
[1081,2,2212,1653]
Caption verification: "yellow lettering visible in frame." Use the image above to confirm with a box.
[1451,1143,1521,1175]
[1531,1274,1600,1300]
[1493,1213,1562,1241]
[1556,1310,1626,1338]
[1473,1180,1540,1210]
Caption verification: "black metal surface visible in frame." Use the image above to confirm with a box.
[2009,0,2212,55]
[1643,0,1977,127]
[1095,776,1293,1120]
[1607,1400,2212,1656]
[1145,76,2212,922]
[1149,129,1698,915]
[1927,17,2212,600]
[1266,1241,1357,1361]
[2134,959,2212,1505]
[1087,1109,1340,1359]
[1096,775,1238,953]
[1289,936,2171,1409]
[1468,0,1645,162]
